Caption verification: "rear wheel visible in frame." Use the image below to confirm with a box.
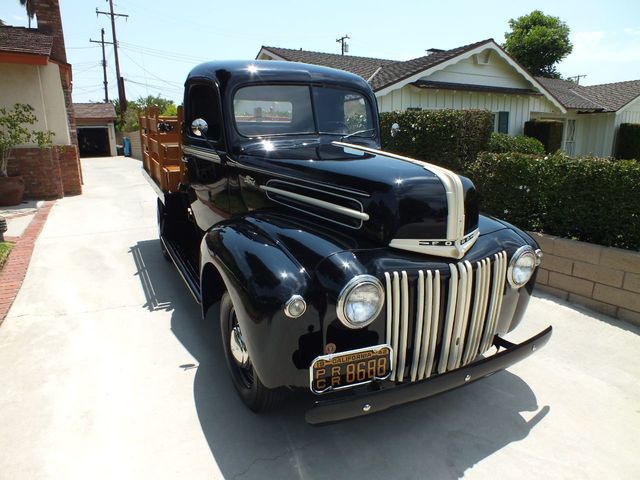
[220,292,283,412]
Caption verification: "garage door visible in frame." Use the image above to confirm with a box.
[77,127,110,157]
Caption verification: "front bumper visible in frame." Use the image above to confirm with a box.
[305,326,552,425]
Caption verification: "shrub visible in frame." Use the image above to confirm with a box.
[380,109,493,171]
[524,120,563,153]
[0,103,54,177]
[466,152,640,249]
[615,123,640,160]
[486,132,545,155]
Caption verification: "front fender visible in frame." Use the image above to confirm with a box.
[200,215,323,389]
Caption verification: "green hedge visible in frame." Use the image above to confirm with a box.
[467,152,640,250]
[615,123,640,160]
[486,132,545,155]
[524,120,563,153]
[380,109,493,171]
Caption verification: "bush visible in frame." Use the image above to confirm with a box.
[486,132,545,154]
[524,120,563,153]
[615,123,640,160]
[466,152,640,249]
[380,109,493,171]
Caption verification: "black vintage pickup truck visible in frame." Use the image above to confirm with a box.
[140,60,551,424]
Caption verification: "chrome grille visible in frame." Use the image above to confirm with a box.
[384,251,508,382]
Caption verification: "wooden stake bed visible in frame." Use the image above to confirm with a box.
[139,106,184,193]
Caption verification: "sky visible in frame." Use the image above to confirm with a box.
[2,0,639,104]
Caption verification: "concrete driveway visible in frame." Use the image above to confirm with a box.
[1,156,638,480]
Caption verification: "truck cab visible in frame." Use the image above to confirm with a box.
[140,60,551,424]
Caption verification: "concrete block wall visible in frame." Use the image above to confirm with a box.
[116,131,143,161]
[529,232,640,326]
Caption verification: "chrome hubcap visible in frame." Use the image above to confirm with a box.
[230,325,249,367]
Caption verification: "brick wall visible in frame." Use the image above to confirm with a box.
[34,0,67,64]
[8,145,82,199]
[530,232,640,326]
[58,145,82,195]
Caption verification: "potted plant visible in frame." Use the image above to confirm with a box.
[0,103,54,206]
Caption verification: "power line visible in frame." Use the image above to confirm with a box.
[120,50,183,87]
[118,41,209,62]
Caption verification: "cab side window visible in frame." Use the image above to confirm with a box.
[188,84,223,144]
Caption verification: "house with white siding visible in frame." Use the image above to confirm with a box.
[534,77,640,157]
[257,40,640,157]
[257,40,565,136]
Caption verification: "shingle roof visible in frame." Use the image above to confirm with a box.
[0,26,52,56]
[260,46,395,81]
[535,77,640,112]
[582,80,640,111]
[260,40,494,92]
[73,103,117,120]
[369,39,494,91]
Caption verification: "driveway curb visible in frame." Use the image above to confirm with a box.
[0,201,54,326]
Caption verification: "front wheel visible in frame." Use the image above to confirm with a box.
[219,292,283,412]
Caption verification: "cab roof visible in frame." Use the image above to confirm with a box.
[185,60,373,93]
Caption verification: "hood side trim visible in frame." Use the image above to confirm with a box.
[260,185,370,221]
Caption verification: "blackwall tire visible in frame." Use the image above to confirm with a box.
[220,292,283,412]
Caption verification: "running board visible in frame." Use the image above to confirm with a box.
[161,236,202,304]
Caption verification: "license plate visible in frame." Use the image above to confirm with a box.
[310,344,392,394]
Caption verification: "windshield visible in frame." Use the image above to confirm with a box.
[233,85,374,138]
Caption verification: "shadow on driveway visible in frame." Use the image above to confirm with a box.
[130,239,549,479]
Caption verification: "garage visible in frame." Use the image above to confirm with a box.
[73,103,117,157]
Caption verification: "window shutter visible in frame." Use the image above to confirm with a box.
[498,111,509,134]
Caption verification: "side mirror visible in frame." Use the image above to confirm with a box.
[191,118,208,137]
[391,123,400,138]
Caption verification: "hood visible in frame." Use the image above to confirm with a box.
[236,141,480,259]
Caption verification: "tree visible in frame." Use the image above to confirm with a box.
[18,0,36,28]
[503,10,573,78]
[111,95,178,132]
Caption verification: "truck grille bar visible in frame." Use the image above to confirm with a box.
[384,251,508,383]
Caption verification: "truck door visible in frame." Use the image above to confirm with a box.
[183,82,230,232]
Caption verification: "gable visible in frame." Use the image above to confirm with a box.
[425,48,533,90]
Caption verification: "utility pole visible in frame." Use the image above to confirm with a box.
[336,35,350,55]
[90,28,111,103]
[567,74,587,85]
[96,1,128,116]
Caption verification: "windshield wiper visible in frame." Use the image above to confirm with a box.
[340,128,376,141]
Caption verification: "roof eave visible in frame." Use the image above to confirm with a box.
[374,40,567,114]
[256,46,288,61]
[0,51,49,65]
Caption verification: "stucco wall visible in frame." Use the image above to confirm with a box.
[0,62,71,145]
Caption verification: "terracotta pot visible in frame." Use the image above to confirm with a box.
[0,176,25,206]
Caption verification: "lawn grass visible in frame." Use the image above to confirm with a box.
[0,242,14,271]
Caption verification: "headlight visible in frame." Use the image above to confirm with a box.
[507,245,537,288]
[337,275,384,328]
